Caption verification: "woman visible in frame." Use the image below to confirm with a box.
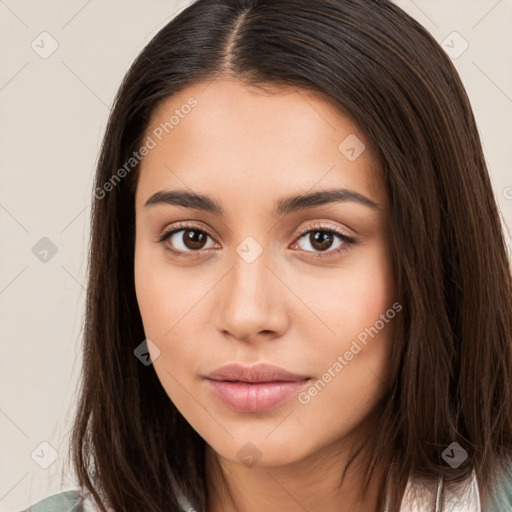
[22,0,512,510]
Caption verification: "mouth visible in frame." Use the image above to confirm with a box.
[204,363,311,412]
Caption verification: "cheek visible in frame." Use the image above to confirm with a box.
[134,243,213,378]
[134,239,196,337]
[134,252,203,415]
[295,240,395,345]
[294,241,396,403]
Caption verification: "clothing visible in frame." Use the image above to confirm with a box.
[19,465,512,512]
[387,470,481,512]
[19,489,193,512]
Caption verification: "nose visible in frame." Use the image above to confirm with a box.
[214,245,290,344]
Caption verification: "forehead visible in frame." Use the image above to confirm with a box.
[136,79,386,211]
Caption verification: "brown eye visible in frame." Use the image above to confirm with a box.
[181,229,208,250]
[308,231,335,251]
[295,228,351,254]
[158,225,218,255]
[291,222,357,259]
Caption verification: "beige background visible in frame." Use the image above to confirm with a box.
[0,1,511,510]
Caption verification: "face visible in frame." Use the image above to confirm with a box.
[134,79,397,468]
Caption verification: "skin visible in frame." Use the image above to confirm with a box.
[134,78,398,512]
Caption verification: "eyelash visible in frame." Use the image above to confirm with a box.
[157,221,357,259]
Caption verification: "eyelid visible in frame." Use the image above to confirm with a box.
[294,221,356,240]
[157,222,216,249]
[157,220,217,241]
[158,220,355,242]
[157,220,357,257]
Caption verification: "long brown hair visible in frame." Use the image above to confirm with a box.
[66,0,512,510]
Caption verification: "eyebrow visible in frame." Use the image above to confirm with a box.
[144,187,380,217]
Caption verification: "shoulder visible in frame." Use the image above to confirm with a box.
[483,462,512,511]
[19,488,191,512]
[20,490,85,512]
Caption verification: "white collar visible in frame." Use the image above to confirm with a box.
[392,469,481,512]
[171,469,482,512]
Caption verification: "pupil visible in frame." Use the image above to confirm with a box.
[185,230,206,250]
[311,231,333,251]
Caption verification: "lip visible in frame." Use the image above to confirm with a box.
[204,363,311,412]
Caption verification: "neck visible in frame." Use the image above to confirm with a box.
[205,418,390,512]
